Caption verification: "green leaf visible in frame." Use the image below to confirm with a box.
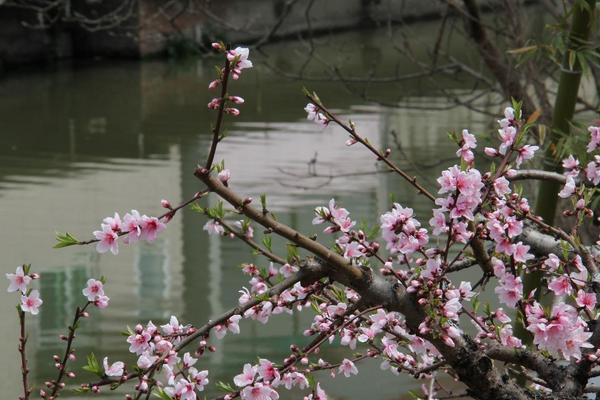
[262,235,272,252]
[54,232,80,249]
[216,381,236,393]
[190,203,204,214]
[260,194,267,212]
[305,372,316,389]
[286,244,299,263]
[82,353,103,377]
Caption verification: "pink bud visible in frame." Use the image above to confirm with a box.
[229,96,245,104]
[211,42,223,50]
[218,169,231,185]
[208,80,220,90]
[225,107,240,116]
[208,98,221,110]
[161,199,172,209]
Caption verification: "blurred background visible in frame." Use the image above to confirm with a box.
[0,0,598,399]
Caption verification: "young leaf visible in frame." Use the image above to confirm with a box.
[54,232,80,249]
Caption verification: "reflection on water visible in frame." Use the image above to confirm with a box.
[0,26,498,399]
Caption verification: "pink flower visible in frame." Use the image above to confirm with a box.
[586,156,600,185]
[562,155,580,170]
[20,289,43,314]
[161,315,184,336]
[493,177,511,197]
[515,145,538,167]
[576,290,596,311]
[189,368,209,391]
[127,331,151,355]
[240,382,279,400]
[82,278,104,301]
[94,295,110,309]
[93,224,119,255]
[558,176,576,198]
[279,263,298,278]
[429,209,448,236]
[498,126,517,155]
[183,352,197,368]
[140,215,166,242]
[122,210,142,244]
[257,359,279,383]
[306,383,327,400]
[543,254,561,272]
[6,266,32,293]
[513,242,534,263]
[227,47,253,70]
[484,147,499,157]
[495,274,523,308]
[218,169,231,184]
[342,241,364,259]
[456,129,477,163]
[587,126,600,153]
[498,107,515,129]
[165,378,197,400]
[137,353,158,369]
[548,275,572,296]
[103,357,124,377]
[234,363,257,387]
[499,325,523,348]
[338,359,358,377]
[103,212,122,232]
[204,220,224,236]
[304,103,328,126]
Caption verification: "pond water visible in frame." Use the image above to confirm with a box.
[0,24,504,399]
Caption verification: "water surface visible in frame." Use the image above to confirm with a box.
[0,26,500,399]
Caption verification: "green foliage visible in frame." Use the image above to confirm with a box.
[82,353,103,377]
[54,232,79,248]
[216,381,236,393]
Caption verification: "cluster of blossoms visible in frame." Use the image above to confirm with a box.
[6,266,111,398]
[118,317,209,398]
[380,204,429,255]
[82,278,110,308]
[93,209,167,255]
[239,262,312,324]
[24,49,600,400]
[304,103,328,126]
[207,44,252,116]
[307,103,599,365]
[558,125,600,200]
[7,265,42,314]
[312,199,380,261]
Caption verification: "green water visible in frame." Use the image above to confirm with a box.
[0,26,502,399]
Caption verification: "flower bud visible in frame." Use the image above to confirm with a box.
[161,199,172,209]
[229,96,245,104]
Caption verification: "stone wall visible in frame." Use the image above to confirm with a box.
[0,0,450,66]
